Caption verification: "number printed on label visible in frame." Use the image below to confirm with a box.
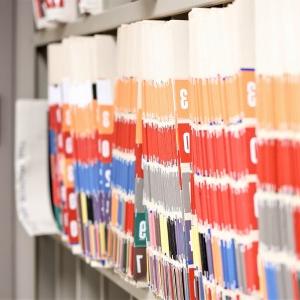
[104,169,111,188]
[102,140,110,158]
[183,132,190,154]
[180,88,188,110]
[102,111,110,128]
[247,81,256,107]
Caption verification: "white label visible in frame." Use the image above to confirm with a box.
[78,82,93,107]
[97,80,113,105]
[62,81,71,104]
[48,85,62,105]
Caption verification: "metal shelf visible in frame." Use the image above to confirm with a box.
[55,236,153,300]
[34,0,229,47]
[30,1,233,299]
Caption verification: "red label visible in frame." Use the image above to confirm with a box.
[177,123,191,164]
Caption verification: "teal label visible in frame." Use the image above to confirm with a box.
[134,212,149,247]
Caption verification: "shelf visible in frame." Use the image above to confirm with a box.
[55,235,152,300]
[34,0,230,47]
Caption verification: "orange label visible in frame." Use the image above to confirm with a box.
[111,192,118,226]
[239,70,256,119]
[143,80,174,120]
[63,159,74,188]
[256,75,274,129]
[288,75,300,130]
[62,104,72,132]
[273,76,287,130]
[97,104,114,134]
[175,80,189,120]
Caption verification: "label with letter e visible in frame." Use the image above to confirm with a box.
[134,212,148,247]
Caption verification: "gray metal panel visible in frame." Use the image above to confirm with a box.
[104,276,131,300]
[54,236,153,300]
[37,237,56,300]
[59,244,77,300]
[0,0,16,298]
[80,259,100,300]
[34,0,230,47]
[36,48,48,99]
[97,267,152,299]
[14,0,36,299]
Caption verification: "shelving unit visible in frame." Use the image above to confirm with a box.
[53,236,152,300]
[15,0,230,299]
[34,0,230,46]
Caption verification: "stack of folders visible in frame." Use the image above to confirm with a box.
[48,43,66,234]
[138,20,194,299]
[48,36,116,265]
[255,0,300,299]
[188,1,259,299]
[108,24,148,285]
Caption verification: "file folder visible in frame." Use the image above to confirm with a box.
[188,0,259,297]
[255,1,300,298]
[48,35,116,264]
